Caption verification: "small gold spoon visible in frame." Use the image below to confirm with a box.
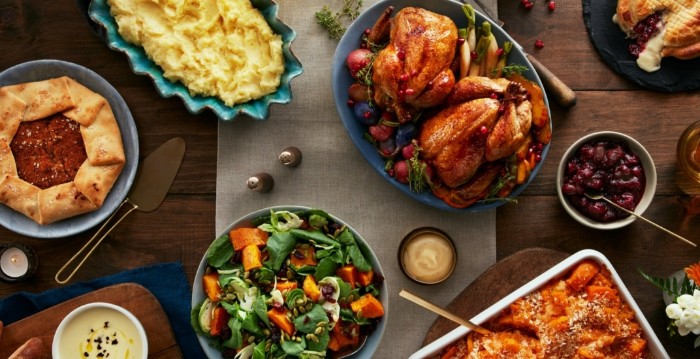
[399,289,491,336]
[584,190,696,247]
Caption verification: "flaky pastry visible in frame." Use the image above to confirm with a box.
[614,0,700,71]
[0,76,125,225]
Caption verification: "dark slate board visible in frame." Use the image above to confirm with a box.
[582,0,700,92]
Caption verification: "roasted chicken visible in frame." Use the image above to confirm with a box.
[419,76,533,206]
[371,7,458,123]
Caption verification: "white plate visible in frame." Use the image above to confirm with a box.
[0,59,139,238]
[409,249,670,359]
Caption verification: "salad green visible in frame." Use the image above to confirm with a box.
[191,209,385,359]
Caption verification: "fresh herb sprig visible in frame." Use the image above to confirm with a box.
[639,268,699,300]
[315,0,364,40]
[498,64,529,78]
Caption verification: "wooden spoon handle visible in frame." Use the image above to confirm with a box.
[399,289,491,336]
[526,54,577,109]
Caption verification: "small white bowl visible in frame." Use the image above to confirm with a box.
[53,302,148,359]
[556,131,657,230]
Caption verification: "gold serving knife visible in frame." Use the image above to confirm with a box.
[55,137,186,284]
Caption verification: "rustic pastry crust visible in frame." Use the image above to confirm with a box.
[0,76,125,225]
[615,0,700,59]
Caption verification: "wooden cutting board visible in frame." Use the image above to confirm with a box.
[422,247,569,346]
[0,283,182,358]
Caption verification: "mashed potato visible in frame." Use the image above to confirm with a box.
[108,0,284,106]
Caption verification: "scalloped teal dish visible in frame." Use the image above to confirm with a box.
[88,0,303,120]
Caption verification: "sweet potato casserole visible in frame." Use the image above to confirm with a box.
[438,260,652,358]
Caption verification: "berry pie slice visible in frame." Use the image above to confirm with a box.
[614,0,700,72]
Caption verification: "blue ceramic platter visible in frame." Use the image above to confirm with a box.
[332,0,552,212]
[88,0,303,120]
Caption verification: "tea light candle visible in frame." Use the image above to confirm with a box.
[0,244,37,282]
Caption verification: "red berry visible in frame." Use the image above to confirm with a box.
[524,2,534,9]
[480,125,488,135]
[470,51,477,59]
[548,1,555,11]
[457,38,465,45]
[400,73,409,82]
[495,48,504,57]
[489,92,499,99]
[397,49,406,60]
[535,39,544,48]
[520,0,529,5]
[347,99,355,107]
[404,88,415,96]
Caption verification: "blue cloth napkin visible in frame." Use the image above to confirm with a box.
[0,262,205,359]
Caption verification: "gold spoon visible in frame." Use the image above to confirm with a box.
[399,289,491,336]
[584,190,696,247]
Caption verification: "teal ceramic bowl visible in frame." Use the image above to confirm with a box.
[88,0,303,120]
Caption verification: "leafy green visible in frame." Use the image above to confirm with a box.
[336,228,355,246]
[241,311,265,338]
[285,289,306,309]
[206,234,233,267]
[639,268,699,300]
[315,257,340,281]
[308,214,328,229]
[347,244,372,272]
[255,267,276,285]
[306,331,330,353]
[190,303,206,335]
[223,318,242,349]
[267,232,296,271]
[294,304,329,333]
[291,228,340,248]
[253,295,270,327]
[253,340,267,359]
[282,336,306,355]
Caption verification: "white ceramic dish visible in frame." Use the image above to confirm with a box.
[0,59,139,238]
[408,249,670,359]
[192,206,388,359]
[556,131,657,230]
[53,302,148,359]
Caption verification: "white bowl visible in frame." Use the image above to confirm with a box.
[53,302,148,359]
[556,131,657,230]
[192,206,388,358]
[408,249,670,359]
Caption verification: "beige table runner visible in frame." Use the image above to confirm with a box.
[216,1,497,357]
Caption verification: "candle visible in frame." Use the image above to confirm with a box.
[0,244,37,282]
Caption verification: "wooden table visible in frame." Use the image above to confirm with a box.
[0,0,698,357]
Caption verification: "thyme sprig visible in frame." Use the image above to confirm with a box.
[315,0,364,40]
[407,140,428,193]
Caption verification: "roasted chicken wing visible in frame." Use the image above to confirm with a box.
[371,7,458,123]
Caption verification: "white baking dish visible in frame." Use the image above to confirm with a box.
[409,249,669,359]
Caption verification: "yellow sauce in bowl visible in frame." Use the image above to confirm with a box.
[53,303,147,359]
[399,228,456,284]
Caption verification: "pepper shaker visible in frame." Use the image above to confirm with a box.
[247,172,274,193]
[279,146,302,167]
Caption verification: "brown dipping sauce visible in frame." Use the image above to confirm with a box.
[10,114,87,189]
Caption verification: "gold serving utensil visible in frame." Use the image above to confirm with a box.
[55,138,187,284]
[399,289,491,336]
[584,189,696,247]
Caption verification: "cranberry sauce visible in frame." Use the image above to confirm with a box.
[561,140,646,223]
[627,12,662,58]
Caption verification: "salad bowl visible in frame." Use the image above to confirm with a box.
[191,206,387,358]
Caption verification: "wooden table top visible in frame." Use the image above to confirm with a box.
[1,0,698,357]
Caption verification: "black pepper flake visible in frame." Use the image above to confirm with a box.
[84,352,90,357]
[104,321,109,328]
[97,353,104,358]
[111,339,118,345]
